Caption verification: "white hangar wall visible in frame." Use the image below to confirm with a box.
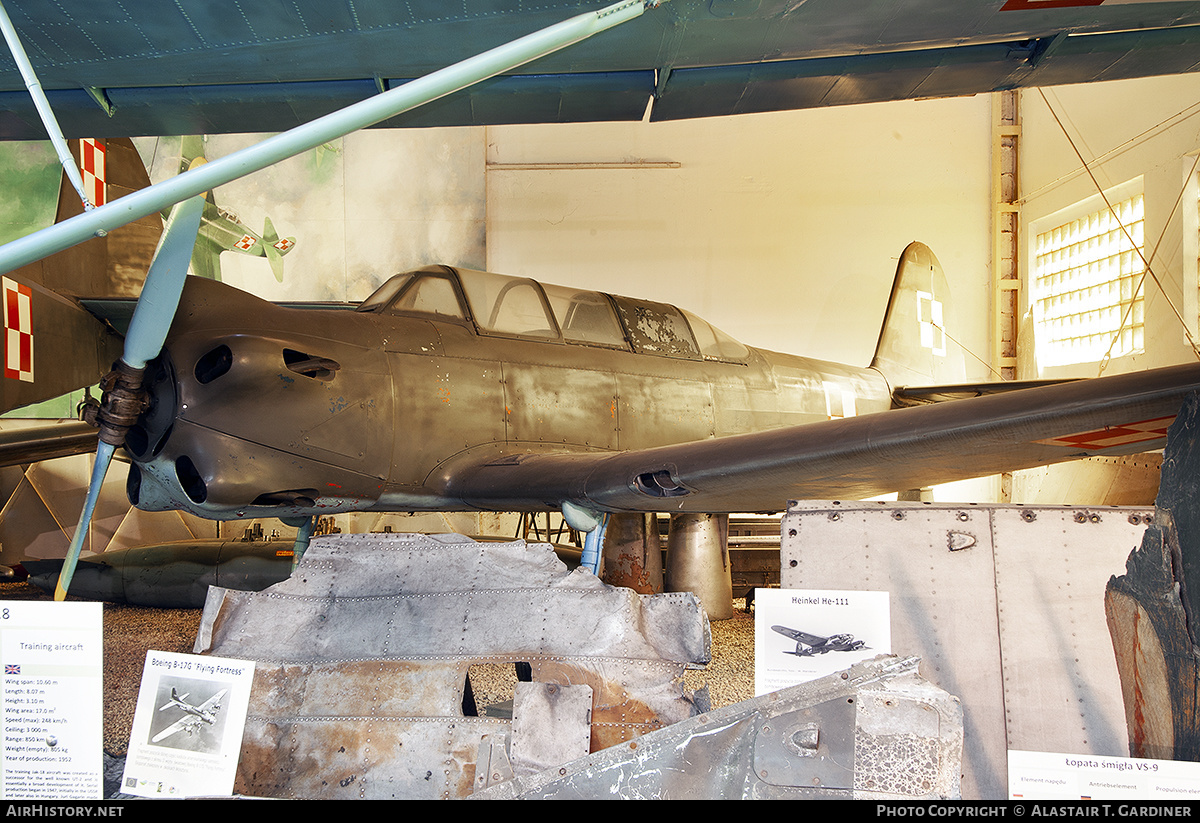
[484,96,994,373]
[1019,73,1200,380]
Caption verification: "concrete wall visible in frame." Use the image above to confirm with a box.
[485,96,994,372]
[138,130,488,303]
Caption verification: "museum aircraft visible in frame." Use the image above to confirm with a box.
[151,687,228,744]
[103,248,1200,523]
[771,626,868,657]
[2,0,1200,601]
[33,229,1200,601]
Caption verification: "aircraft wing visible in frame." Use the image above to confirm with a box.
[2,2,1200,138]
[436,363,1200,514]
[891,379,1077,406]
[188,236,223,283]
[199,689,228,712]
[151,715,197,744]
[771,626,826,645]
[0,420,98,468]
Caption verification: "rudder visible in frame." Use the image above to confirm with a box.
[869,242,967,388]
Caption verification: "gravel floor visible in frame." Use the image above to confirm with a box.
[0,581,755,756]
[684,599,756,709]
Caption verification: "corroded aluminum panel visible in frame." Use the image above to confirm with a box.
[752,696,855,790]
[782,501,1003,800]
[781,501,1150,800]
[531,657,686,750]
[239,716,508,800]
[199,534,708,663]
[474,733,514,792]
[510,682,593,776]
[473,656,961,800]
[194,533,710,799]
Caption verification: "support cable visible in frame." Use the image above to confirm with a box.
[0,1,95,211]
[1035,89,1200,376]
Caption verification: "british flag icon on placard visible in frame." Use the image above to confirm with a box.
[3,276,33,382]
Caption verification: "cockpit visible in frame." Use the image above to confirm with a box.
[358,265,749,363]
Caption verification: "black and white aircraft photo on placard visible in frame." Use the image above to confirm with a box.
[149,682,230,752]
[771,625,869,657]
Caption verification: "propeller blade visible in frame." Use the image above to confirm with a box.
[54,441,115,600]
[54,194,205,601]
[123,194,205,368]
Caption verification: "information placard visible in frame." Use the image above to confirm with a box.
[0,601,102,800]
[754,587,890,695]
[122,650,254,798]
[1009,749,1200,800]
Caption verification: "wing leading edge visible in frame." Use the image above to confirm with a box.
[435,363,1200,514]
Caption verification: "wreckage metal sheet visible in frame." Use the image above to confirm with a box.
[781,501,1149,800]
[989,507,1143,757]
[472,656,962,800]
[194,533,711,799]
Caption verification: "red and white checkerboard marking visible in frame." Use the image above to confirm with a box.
[273,238,294,252]
[235,235,257,251]
[1002,0,1190,9]
[3,277,33,382]
[1035,416,1175,451]
[81,138,105,207]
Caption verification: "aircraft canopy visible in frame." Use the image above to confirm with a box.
[358,266,749,362]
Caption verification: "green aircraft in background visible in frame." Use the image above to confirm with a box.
[175,135,296,284]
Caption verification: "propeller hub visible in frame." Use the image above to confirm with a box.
[85,360,150,446]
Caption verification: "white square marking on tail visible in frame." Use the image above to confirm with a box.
[917,290,946,356]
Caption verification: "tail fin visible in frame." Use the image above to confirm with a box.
[18,138,161,298]
[0,137,153,413]
[261,216,294,283]
[869,242,967,388]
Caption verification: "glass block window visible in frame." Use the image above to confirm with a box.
[1033,193,1144,367]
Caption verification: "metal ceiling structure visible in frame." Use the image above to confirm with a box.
[0,1,1199,139]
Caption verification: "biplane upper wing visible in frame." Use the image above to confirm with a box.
[436,362,1200,514]
[2,2,1200,137]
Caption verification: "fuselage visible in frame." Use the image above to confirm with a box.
[127,267,893,520]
